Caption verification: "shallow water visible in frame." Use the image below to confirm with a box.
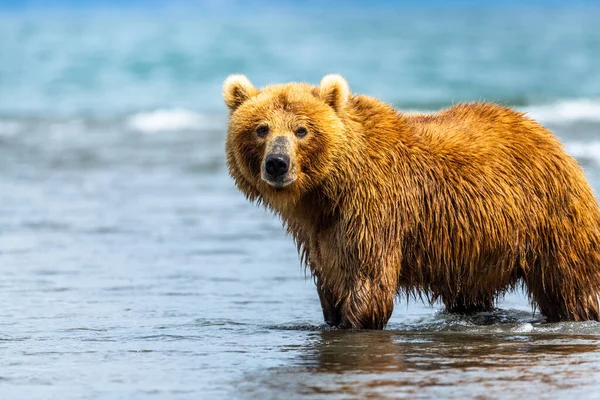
[1,116,600,399]
[1,4,600,399]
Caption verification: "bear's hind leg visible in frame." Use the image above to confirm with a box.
[524,266,600,322]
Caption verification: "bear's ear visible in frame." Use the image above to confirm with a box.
[319,74,350,112]
[223,74,259,111]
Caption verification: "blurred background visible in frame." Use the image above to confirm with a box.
[1,1,600,399]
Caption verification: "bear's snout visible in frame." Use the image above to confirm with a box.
[261,136,297,188]
[265,154,290,179]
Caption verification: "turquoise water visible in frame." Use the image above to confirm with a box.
[1,4,600,399]
[1,6,600,115]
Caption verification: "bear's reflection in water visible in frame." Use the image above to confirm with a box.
[241,327,600,399]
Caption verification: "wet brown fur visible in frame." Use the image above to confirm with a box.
[223,74,600,329]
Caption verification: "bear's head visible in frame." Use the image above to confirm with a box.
[223,74,349,209]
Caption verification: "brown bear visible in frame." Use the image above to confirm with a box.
[223,74,600,329]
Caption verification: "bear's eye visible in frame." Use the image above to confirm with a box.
[295,126,308,138]
[256,125,269,137]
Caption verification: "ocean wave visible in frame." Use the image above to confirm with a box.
[522,99,600,124]
[0,120,22,137]
[2,99,600,135]
[126,109,223,133]
[120,99,600,134]
[565,141,600,165]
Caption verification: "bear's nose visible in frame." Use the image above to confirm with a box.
[265,154,290,178]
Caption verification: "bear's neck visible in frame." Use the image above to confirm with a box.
[321,94,417,200]
[281,95,417,239]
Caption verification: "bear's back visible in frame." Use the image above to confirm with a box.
[405,102,561,164]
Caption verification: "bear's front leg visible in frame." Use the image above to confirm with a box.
[338,276,396,330]
[316,278,342,327]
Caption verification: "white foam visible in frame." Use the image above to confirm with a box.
[522,99,600,124]
[126,109,221,133]
[512,323,534,333]
[565,141,600,164]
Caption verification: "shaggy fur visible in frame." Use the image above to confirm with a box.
[223,74,600,329]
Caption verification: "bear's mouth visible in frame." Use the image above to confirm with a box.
[262,175,296,188]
